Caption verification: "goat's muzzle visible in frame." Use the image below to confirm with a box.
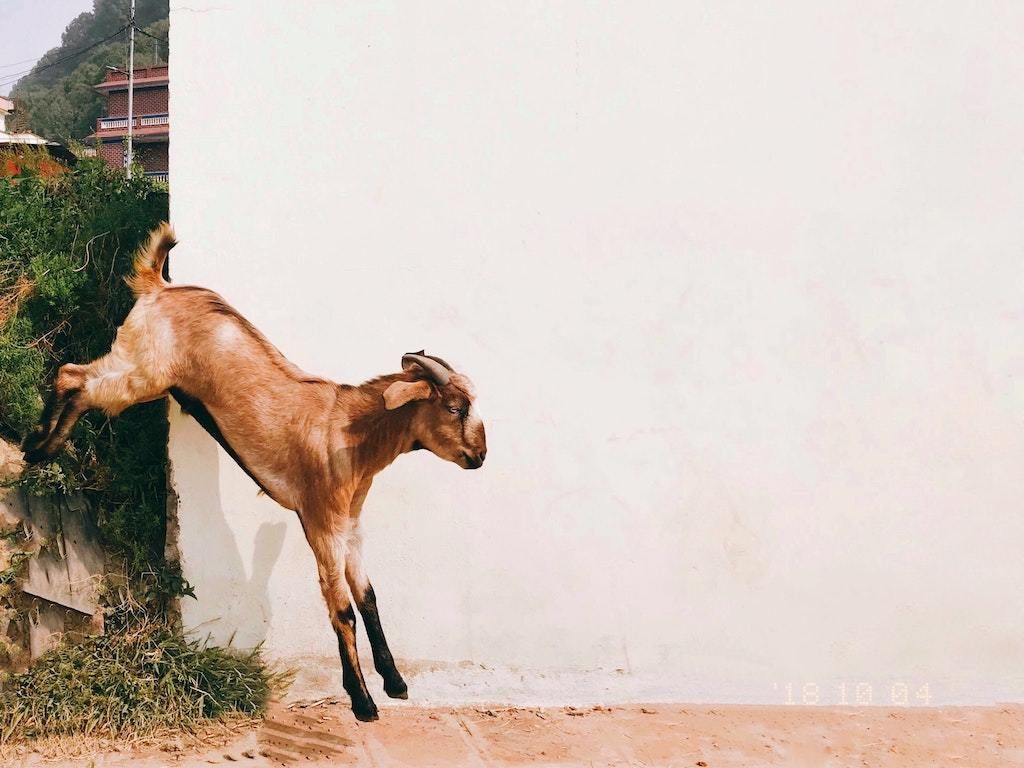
[462,450,486,469]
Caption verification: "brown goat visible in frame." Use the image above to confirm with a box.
[22,223,487,721]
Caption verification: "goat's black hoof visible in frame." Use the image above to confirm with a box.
[352,699,379,722]
[21,431,44,453]
[21,446,51,465]
[384,677,408,700]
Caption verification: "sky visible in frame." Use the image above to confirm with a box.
[0,0,95,95]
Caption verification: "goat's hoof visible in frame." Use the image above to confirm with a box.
[21,431,43,453]
[21,446,51,465]
[352,699,379,722]
[384,678,408,700]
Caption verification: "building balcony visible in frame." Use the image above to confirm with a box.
[98,114,169,130]
[145,171,168,183]
[89,113,169,142]
[97,113,168,131]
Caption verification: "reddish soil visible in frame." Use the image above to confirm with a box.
[12,703,1024,766]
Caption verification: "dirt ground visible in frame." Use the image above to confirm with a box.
[7,702,1024,767]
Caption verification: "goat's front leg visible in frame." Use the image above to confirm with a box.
[303,518,378,721]
[343,480,408,700]
[345,522,408,699]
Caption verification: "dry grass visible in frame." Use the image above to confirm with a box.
[0,619,289,748]
[0,273,33,329]
[0,712,260,763]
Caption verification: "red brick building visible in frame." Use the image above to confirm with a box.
[88,65,168,181]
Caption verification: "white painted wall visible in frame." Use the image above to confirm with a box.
[169,1,1024,705]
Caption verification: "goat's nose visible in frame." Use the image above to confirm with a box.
[462,451,486,469]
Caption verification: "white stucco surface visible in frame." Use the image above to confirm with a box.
[168,2,1024,705]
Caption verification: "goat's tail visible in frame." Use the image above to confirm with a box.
[126,221,176,297]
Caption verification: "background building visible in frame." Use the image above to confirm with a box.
[89,64,168,181]
[169,1,1024,705]
[0,96,12,133]
[0,95,76,163]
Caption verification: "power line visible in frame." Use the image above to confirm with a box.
[133,26,168,45]
[0,55,42,70]
[0,22,165,90]
[0,24,128,86]
[0,24,129,89]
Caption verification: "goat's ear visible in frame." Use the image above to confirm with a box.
[383,379,433,410]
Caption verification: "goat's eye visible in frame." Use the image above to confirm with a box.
[448,406,460,414]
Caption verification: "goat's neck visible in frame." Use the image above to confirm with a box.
[338,378,419,479]
[355,411,415,476]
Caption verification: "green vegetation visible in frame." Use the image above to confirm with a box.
[0,148,170,578]
[0,152,283,743]
[0,619,278,744]
[9,0,169,142]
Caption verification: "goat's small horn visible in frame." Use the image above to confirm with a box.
[402,352,451,386]
[421,353,454,371]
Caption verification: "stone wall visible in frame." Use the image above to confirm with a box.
[0,440,104,677]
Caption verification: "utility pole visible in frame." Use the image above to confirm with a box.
[126,0,136,178]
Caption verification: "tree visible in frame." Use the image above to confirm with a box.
[10,0,169,142]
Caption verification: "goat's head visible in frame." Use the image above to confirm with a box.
[382,352,487,470]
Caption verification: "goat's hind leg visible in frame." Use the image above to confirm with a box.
[23,353,165,464]
[22,363,87,463]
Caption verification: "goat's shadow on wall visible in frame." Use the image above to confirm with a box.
[171,407,286,648]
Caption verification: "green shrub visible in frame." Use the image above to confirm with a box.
[0,151,286,745]
[0,149,170,576]
[0,316,45,437]
[28,251,89,317]
[0,115,290,755]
